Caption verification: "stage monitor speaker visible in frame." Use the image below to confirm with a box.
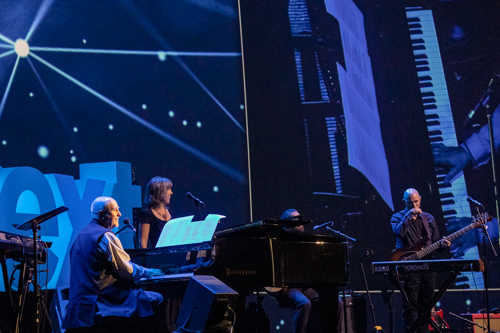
[343,294,367,333]
[175,275,238,332]
[461,313,500,332]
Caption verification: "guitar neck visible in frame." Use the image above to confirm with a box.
[416,222,476,259]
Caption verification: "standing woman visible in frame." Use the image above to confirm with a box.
[139,176,173,249]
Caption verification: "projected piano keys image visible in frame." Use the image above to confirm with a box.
[403,6,500,290]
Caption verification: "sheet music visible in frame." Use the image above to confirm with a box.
[324,0,393,210]
[155,214,225,248]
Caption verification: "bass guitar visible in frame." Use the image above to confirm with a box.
[390,212,491,261]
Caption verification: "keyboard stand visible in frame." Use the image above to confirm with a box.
[385,271,460,333]
[1,254,15,333]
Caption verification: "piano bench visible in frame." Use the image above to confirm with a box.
[89,315,145,333]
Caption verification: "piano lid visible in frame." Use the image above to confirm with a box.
[263,218,312,228]
[214,220,346,242]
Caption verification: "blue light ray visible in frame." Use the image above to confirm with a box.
[0,50,15,59]
[119,0,245,132]
[182,0,236,18]
[25,0,56,42]
[0,56,20,119]
[30,52,246,183]
[28,46,240,57]
[27,57,85,157]
[0,33,14,45]
[0,44,14,49]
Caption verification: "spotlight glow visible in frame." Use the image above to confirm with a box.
[37,145,49,158]
[71,156,77,162]
[28,53,245,182]
[14,39,29,57]
[29,92,34,97]
[109,124,114,130]
[182,120,188,126]
[213,186,219,192]
[142,104,147,109]
[168,110,174,117]
[73,127,78,132]
[158,52,166,61]
[196,121,202,128]
[69,149,74,154]
[82,39,87,44]
[2,140,6,145]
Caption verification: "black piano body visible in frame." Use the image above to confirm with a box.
[126,220,349,332]
[198,220,349,290]
[127,220,350,291]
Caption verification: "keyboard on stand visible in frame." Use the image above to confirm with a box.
[372,259,484,275]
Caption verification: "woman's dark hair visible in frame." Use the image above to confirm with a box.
[144,176,173,208]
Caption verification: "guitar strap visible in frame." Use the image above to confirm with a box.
[421,213,431,241]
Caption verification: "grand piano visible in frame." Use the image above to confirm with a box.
[126,218,350,291]
[126,219,349,332]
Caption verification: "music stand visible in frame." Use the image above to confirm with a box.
[313,192,362,226]
[13,206,68,333]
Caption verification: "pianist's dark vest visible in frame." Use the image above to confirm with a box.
[62,219,153,329]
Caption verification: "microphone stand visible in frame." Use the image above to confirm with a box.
[478,209,497,333]
[325,226,357,242]
[463,74,500,242]
[190,200,204,220]
[360,253,384,333]
[115,225,132,235]
[487,108,500,243]
[12,206,68,333]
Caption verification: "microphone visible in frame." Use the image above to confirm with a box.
[313,221,333,230]
[123,218,136,232]
[467,196,484,207]
[463,73,499,128]
[186,192,205,206]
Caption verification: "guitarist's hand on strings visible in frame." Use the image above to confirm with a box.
[440,237,451,248]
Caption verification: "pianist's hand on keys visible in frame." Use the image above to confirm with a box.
[146,268,164,276]
[432,143,471,184]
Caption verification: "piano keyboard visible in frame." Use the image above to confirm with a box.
[372,259,484,275]
[137,272,193,284]
[406,9,483,288]
[326,116,343,193]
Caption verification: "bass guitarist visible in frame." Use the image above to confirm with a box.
[390,188,450,333]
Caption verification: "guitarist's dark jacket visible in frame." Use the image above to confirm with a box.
[391,208,440,253]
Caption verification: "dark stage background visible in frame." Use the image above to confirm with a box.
[3,0,500,332]
[242,0,500,331]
